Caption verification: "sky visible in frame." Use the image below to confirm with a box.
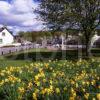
[0,0,44,34]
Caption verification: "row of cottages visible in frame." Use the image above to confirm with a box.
[0,26,14,47]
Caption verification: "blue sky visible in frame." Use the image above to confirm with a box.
[0,0,43,34]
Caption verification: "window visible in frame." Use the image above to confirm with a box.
[0,39,2,44]
[2,32,5,36]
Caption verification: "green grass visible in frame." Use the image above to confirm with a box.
[3,48,100,60]
[0,60,32,67]
[0,48,100,67]
[2,48,78,61]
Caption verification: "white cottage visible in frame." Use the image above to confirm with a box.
[0,26,14,47]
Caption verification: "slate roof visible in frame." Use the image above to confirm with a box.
[0,27,5,32]
[0,26,13,35]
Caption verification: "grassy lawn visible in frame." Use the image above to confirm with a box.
[0,48,51,67]
[1,48,100,61]
[1,48,79,61]
[0,60,32,67]
[0,48,100,67]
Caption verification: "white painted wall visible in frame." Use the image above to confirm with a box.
[91,34,100,47]
[0,29,14,46]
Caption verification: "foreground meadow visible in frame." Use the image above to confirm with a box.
[0,59,100,100]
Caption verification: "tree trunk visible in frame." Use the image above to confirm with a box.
[84,37,91,59]
[85,43,90,58]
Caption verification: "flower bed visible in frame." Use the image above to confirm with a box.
[0,59,100,100]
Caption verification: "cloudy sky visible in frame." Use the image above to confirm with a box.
[0,0,44,34]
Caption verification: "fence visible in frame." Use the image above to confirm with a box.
[0,44,34,56]
[0,44,90,56]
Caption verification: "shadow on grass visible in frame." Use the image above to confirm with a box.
[3,48,100,61]
[5,50,78,61]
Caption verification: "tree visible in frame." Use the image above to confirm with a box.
[18,31,52,43]
[37,0,100,58]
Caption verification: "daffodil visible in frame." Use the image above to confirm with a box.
[18,87,25,94]
[84,93,89,99]
[0,80,4,86]
[27,82,33,89]
[96,93,100,100]
[69,96,75,100]
[33,93,37,100]
[64,87,67,91]
[55,88,60,93]
[36,81,40,86]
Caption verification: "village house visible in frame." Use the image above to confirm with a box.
[0,26,14,47]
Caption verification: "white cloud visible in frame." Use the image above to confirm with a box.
[11,0,36,14]
[0,1,11,11]
[0,0,43,34]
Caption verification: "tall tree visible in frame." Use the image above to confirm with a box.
[37,0,100,58]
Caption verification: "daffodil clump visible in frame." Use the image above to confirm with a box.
[0,59,100,100]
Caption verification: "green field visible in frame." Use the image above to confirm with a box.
[0,48,100,67]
